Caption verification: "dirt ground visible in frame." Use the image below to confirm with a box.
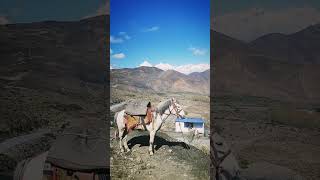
[110,90,211,179]
[213,95,320,179]
[110,129,209,180]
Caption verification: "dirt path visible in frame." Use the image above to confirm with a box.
[110,129,209,180]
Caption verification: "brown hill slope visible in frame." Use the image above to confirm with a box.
[0,15,107,92]
[0,15,109,134]
[250,24,320,64]
[212,29,320,103]
[111,67,210,95]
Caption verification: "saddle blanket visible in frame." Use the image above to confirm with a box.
[124,108,153,132]
[124,115,140,130]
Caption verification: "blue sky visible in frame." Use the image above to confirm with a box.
[110,0,210,74]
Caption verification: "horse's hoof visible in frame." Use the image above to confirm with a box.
[149,152,154,156]
[126,149,131,153]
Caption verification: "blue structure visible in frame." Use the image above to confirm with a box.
[175,118,205,133]
[176,118,204,123]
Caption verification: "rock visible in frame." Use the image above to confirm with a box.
[168,149,172,153]
[136,156,142,163]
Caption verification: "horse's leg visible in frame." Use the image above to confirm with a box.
[149,130,156,155]
[118,128,125,153]
[123,133,130,152]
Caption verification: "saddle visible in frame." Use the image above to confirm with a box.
[124,106,154,132]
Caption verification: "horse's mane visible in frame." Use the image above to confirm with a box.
[156,99,171,115]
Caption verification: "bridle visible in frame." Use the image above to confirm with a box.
[162,101,183,119]
[172,101,183,118]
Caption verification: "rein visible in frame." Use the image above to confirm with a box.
[172,101,183,118]
[159,110,171,122]
[160,101,182,121]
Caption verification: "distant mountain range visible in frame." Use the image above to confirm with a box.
[111,67,210,95]
[212,24,320,103]
[250,24,320,64]
[1,15,319,102]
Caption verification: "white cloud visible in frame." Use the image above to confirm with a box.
[139,60,153,67]
[110,64,120,69]
[138,60,209,74]
[112,53,126,59]
[119,32,131,40]
[110,48,113,54]
[110,32,131,43]
[143,26,160,32]
[174,64,210,74]
[213,7,320,41]
[154,63,174,71]
[0,16,9,25]
[110,36,124,43]
[188,47,207,56]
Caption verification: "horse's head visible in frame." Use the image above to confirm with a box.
[170,98,186,118]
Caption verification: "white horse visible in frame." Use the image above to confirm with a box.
[114,98,185,155]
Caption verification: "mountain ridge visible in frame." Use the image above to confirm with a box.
[212,25,320,103]
[111,66,210,95]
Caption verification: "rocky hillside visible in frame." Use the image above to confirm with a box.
[0,15,109,134]
[110,129,209,180]
[250,24,320,64]
[111,67,210,95]
[0,15,110,178]
[0,15,107,92]
[212,25,320,103]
